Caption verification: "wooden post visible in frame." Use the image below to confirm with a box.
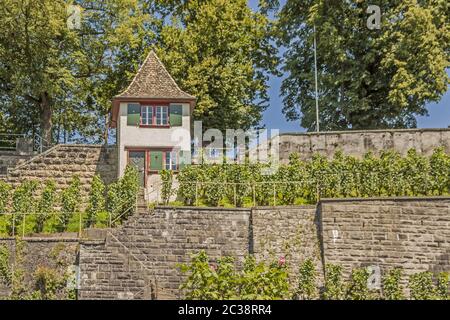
[252,183,256,207]
[273,183,276,206]
[79,211,82,238]
[12,213,15,237]
[195,182,199,206]
[22,213,25,238]
[233,184,237,207]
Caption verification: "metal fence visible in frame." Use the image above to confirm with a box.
[0,194,138,238]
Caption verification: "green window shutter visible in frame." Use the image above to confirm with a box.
[127,103,141,126]
[169,104,183,126]
[150,151,163,171]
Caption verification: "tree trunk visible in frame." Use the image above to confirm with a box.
[39,92,52,148]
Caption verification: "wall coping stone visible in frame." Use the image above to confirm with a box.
[0,237,79,243]
[9,143,116,172]
[154,205,250,211]
[279,128,450,137]
[319,196,450,203]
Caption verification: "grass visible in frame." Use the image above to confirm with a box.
[0,211,113,237]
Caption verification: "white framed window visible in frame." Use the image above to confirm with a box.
[165,151,178,170]
[156,106,168,125]
[141,106,153,125]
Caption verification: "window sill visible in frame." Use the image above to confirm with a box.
[139,125,171,128]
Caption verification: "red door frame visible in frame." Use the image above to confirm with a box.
[126,148,148,187]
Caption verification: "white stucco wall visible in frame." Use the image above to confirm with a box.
[117,102,192,178]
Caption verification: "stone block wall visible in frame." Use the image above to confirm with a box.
[79,207,251,300]
[2,144,117,199]
[252,206,322,283]
[0,151,32,175]
[278,128,450,162]
[320,197,450,281]
[0,238,79,298]
[1,197,449,299]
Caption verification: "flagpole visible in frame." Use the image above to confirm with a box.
[313,24,320,133]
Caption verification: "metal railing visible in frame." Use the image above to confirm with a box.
[0,133,26,151]
[147,171,445,207]
[107,231,157,300]
[0,194,139,238]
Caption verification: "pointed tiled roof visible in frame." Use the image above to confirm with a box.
[115,50,195,100]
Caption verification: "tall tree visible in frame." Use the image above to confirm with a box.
[0,0,150,144]
[154,0,279,132]
[278,0,449,131]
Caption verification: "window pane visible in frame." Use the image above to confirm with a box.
[162,107,168,125]
[156,107,161,125]
[141,106,153,125]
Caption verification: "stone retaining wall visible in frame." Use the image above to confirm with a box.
[278,128,450,162]
[0,238,79,298]
[1,144,117,198]
[1,197,448,299]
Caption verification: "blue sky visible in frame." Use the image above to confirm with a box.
[248,0,450,132]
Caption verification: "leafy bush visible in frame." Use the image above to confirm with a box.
[179,251,290,300]
[382,268,404,300]
[106,165,140,225]
[323,264,344,300]
[58,176,80,232]
[0,180,11,213]
[346,268,371,300]
[296,258,317,300]
[160,169,174,205]
[85,175,105,228]
[436,272,449,300]
[35,180,57,233]
[239,255,290,300]
[9,181,38,235]
[409,271,436,300]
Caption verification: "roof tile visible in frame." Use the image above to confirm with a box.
[115,50,195,100]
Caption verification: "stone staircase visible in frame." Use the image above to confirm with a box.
[78,190,157,300]
[78,190,250,300]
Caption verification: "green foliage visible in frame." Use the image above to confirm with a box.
[409,271,436,300]
[296,258,317,300]
[0,240,77,300]
[9,181,38,235]
[106,165,140,224]
[0,180,11,213]
[382,268,404,300]
[346,268,371,300]
[278,1,450,130]
[160,169,174,205]
[429,147,450,195]
[0,244,12,286]
[85,175,106,228]
[436,272,449,300]
[175,148,449,207]
[0,239,27,299]
[323,264,344,300]
[58,176,80,232]
[179,251,289,300]
[239,255,290,300]
[33,266,65,300]
[35,180,56,233]
[0,0,151,142]
[156,0,278,132]
[176,165,202,206]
